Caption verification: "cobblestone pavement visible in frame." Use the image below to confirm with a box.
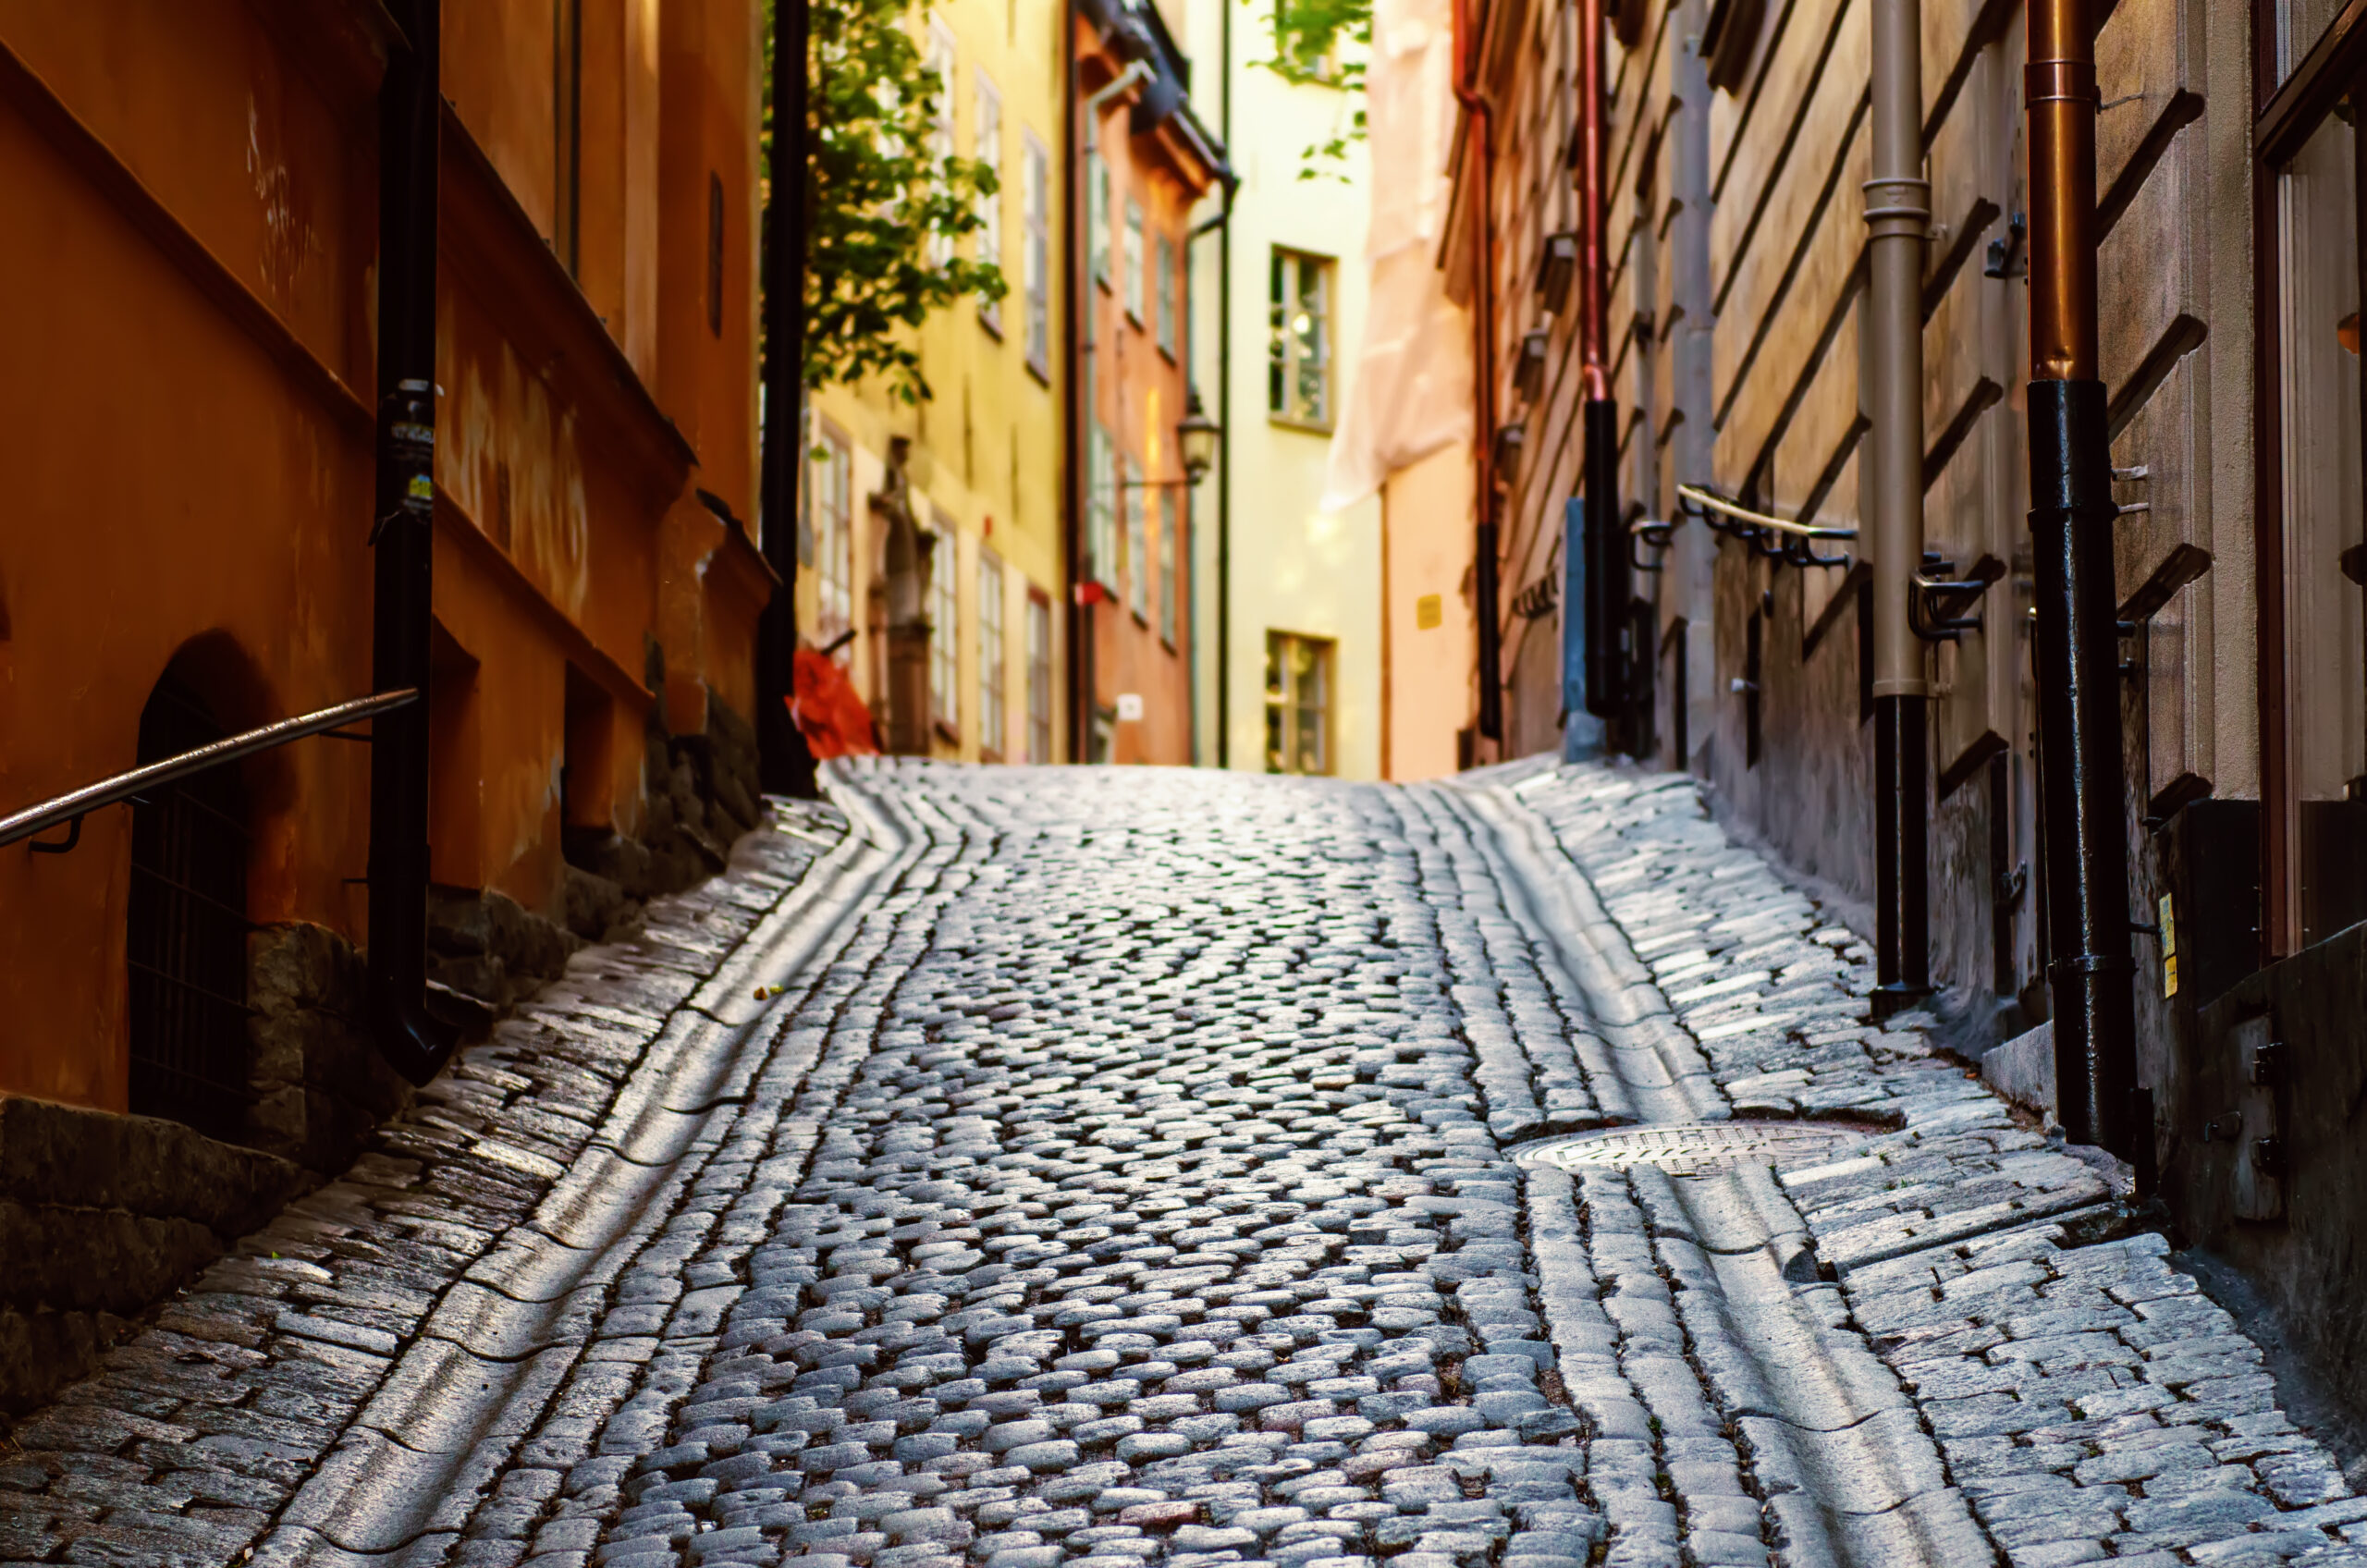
[6,761,2366,1568]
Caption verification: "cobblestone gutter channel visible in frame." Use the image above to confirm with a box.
[3,760,2364,1568]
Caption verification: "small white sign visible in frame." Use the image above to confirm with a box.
[1115,692,1146,722]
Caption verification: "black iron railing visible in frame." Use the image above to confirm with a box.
[0,689,420,853]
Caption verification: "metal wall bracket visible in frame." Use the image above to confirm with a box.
[1911,552,2004,641]
[26,814,82,854]
[2232,1016,2286,1222]
[1984,212,2028,277]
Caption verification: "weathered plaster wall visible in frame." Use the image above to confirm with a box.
[0,0,763,1109]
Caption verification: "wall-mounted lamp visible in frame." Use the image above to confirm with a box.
[1118,390,1223,490]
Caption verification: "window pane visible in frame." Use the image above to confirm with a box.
[1269,252,1289,414]
[1089,152,1110,281]
[1026,595,1052,763]
[1295,261,1329,423]
[2277,0,2350,87]
[812,437,853,648]
[975,79,1001,319]
[1126,470,1147,618]
[1159,490,1178,643]
[929,537,959,731]
[1024,138,1050,371]
[926,25,956,269]
[1157,237,1177,356]
[2280,104,2367,946]
[1124,202,1146,321]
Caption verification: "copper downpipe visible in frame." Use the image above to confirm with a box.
[2025,0,2142,1170]
[2028,0,2099,383]
[1454,0,1503,743]
[1575,0,1610,406]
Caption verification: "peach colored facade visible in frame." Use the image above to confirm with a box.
[0,0,767,1111]
[1073,2,1223,766]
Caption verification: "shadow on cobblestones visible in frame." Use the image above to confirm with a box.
[7,759,2367,1568]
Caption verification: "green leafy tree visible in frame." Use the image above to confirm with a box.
[765,0,1006,404]
[1257,0,1369,179]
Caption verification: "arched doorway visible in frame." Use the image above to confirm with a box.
[126,668,251,1135]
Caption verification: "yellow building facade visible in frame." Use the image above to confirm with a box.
[800,1,1068,763]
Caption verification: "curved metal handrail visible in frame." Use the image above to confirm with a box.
[1675,484,1858,540]
[0,688,420,850]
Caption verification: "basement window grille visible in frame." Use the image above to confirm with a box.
[127,673,252,1137]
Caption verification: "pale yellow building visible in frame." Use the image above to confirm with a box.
[800,1,1068,763]
[1184,0,1383,780]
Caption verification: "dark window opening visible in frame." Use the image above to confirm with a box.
[127,671,251,1138]
[708,172,726,337]
[1743,608,1763,768]
[554,0,584,276]
[562,664,615,830]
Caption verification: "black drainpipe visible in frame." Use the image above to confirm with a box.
[2028,0,2142,1168]
[757,0,819,797]
[368,0,456,1086]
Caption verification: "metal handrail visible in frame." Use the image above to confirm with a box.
[1675,484,1859,540]
[0,688,420,850]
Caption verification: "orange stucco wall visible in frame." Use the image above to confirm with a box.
[1078,21,1216,766]
[0,2,762,1114]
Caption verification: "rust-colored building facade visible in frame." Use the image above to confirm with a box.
[1070,0,1224,764]
[0,0,768,1403]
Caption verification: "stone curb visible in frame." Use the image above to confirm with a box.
[247,787,920,1565]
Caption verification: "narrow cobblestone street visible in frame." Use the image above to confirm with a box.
[6,763,2366,1568]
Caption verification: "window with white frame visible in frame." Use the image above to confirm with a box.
[1025,591,1053,763]
[1159,488,1179,645]
[1269,248,1334,427]
[977,550,1007,755]
[975,73,1002,330]
[1087,148,1110,287]
[810,429,853,649]
[1087,423,1117,588]
[1264,631,1333,776]
[1156,234,1178,360]
[1123,200,1146,323]
[928,532,959,733]
[1124,459,1147,619]
[1024,133,1050,377]
[926,23,956,269]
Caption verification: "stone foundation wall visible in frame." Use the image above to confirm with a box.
[428,696,766,1023]
[0,1096,301,1413]
[0,696,772,1416]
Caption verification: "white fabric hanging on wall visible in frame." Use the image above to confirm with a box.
[1318,0,1472,513]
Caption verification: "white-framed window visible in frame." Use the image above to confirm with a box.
[1156,234,1178,359]
[926,22,957,269]
[1269,248,1334,428]
[1087,421,1117,588]
[1159,488,1179,645]
[929,529,959,733]
[810,428,854,649]
[1124,200,1146,323]
[1124,459,1147,619]
[977,550,1007,756]
[1025,590,1053,763]
[1024,132,1051,378]
[1264,631,1333,776]
[975,72,1003,331]
[1087,147,1110,287]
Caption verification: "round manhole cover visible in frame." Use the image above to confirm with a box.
[1513,1121,1880,1177]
